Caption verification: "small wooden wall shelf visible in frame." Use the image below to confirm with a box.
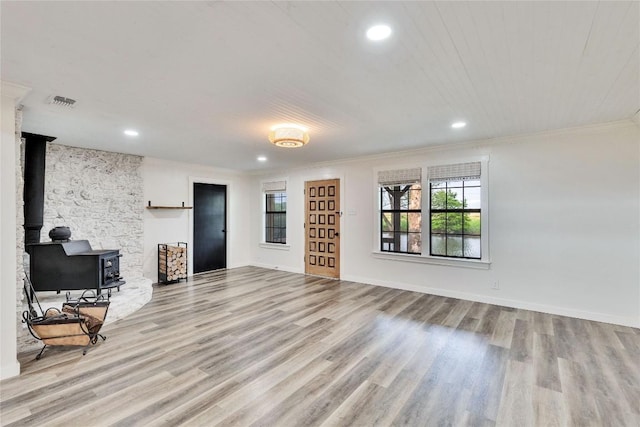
[146,201,192,209]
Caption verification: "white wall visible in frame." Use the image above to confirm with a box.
[142,157,251,282]
[1,82,29,380]
[250,121,640,327]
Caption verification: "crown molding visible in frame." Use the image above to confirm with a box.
[1,81,31,102]
[142,155,246,177]
[250,119,637,177]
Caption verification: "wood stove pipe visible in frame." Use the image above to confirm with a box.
[23,132,56,248]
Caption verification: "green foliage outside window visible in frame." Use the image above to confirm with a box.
[430,189,479,235]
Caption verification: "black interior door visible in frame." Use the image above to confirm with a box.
[193,183,226,273]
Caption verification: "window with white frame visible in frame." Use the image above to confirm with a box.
[263,181,287,244]
[428,162,481,259]
[378,168,422,254]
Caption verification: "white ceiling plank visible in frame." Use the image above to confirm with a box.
[572,1,640,123]
[1,1,637,171]
[558,2,613,126]
[593,44,640,123]
[432,2,500,136]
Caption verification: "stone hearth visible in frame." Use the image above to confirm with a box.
[18,277,152,352]
[36,277,153,325]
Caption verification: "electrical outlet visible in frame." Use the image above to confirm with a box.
[491,281,500,290]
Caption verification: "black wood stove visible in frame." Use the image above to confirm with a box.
[28,240,125,295]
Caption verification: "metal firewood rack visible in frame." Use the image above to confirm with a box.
[22,274,109,360]
[158,242,188,284]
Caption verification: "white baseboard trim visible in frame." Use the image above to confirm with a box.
[239,266,639,328]
[250,263,304,275]
[342,274,640,328]
[0,360,20,380]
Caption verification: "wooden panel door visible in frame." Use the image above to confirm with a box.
[305,179,340,279]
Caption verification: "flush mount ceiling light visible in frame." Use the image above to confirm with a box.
[451,121,467,129]
[257,156,267,162]
[366,24,392,41]
[124,129,139,137]
[268,124,310,148]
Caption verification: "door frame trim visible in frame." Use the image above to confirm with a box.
[188,177,232,274]
[301,173,345,278]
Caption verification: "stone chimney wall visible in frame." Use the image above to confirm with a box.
[41,143,144,278]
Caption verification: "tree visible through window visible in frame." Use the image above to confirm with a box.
[380,184,422,254]
[430,179,480,258]
[377,162,483,261]
[265,192,286,244]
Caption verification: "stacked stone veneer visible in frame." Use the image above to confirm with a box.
[41,143,144,279]
[15,108,27,351]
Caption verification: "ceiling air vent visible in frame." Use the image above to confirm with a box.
[47,95,76,108]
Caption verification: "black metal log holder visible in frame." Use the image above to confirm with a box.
[22,274,109,360]
[157,242,188,284]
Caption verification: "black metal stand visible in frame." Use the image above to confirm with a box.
[22,275,110,360]
[157,242,188,284]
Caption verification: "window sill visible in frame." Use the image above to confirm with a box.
[259,243,290,251]
[371,251,491,270]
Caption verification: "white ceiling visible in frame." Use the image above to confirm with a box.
[2,1,638,171]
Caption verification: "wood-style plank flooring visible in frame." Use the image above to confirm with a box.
[1,266,639,426]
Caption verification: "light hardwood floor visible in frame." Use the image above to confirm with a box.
[1,266,639,426]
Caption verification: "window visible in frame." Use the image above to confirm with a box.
[428,162,481,259]
[378,168,422,254]
[263,181,287,244]
[375,160,488,267]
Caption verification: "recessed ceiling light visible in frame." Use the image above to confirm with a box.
[124,129,139,137]
[257,156,267,162]
[451,121,467,129]
[366,25,392,41]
